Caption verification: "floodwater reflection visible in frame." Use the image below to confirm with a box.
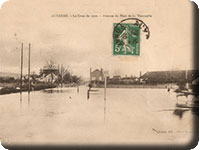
[19,92,31,109]
[173,109,189,119]
[42,88,74,94]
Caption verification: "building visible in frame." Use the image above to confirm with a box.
[121,76,138,84]
[40,73,57,83]
[108,75,139,84]
[112,75,121,80]
[90,68,104,83]
[140,70,198,84]
[39,68,59,83]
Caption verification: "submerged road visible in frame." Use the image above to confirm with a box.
[0,86,197,146]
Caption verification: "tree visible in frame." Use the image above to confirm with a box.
[72,75,80,83]
[57,64,72,85]
[63,72,71,83]
[44,60,57,69]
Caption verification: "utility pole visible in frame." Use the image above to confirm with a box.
[20,43,23,95]
[104,70,108,100]
[28,43,31,94]
[104,70,108,121]
[104,74,107,101]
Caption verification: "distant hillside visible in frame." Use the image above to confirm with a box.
[0,72,20,78]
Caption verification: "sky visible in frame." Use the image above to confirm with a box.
[0,0,196,78]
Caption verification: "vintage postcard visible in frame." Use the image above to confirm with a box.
[0,0,198,149]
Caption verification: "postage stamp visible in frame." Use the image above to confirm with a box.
[113,18,150,56]
[113,23,140,56]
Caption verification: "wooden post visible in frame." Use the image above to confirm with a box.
[104,75,107,101]
[57,64,59,88]
[61,64,63,87]
[20,43,23,95]
[28,43,31,94]
[87,89,90,100]
[90,68,92,83]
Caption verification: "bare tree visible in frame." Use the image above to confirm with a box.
[59,64,71,86]
[44,60,57,69]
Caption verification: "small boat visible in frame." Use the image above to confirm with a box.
[176,96,199,109]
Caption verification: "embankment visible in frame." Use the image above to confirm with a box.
[0,83,57,95]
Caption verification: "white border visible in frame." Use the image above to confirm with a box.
[0,0,199,149]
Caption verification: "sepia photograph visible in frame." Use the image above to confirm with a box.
[0,0,199,149]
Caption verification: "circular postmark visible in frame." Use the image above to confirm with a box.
[113,18,150,56]
[113,18,150,40]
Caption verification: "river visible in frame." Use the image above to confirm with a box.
[0,86,198,146]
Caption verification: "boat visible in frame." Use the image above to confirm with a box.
[176,95,199,109]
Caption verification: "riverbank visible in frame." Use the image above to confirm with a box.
[94,84,167,89]
[0,83,57,95]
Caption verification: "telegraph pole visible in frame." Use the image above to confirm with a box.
[20,43,23,95]
[104,70,108,122]
[28,43,31,94]
[104,74,107,121]
[104,75,107,101]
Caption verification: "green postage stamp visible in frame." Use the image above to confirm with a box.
[113,23,140,56]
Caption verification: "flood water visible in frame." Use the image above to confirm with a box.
[0,86,198,146]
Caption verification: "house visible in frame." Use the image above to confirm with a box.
[39,68,59,83]
[40,73,58,83]
[112,75,121,80]
[90,68,104,83]
[121,76,138,84]
[107,75,121,84]
[108,75,140,84]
